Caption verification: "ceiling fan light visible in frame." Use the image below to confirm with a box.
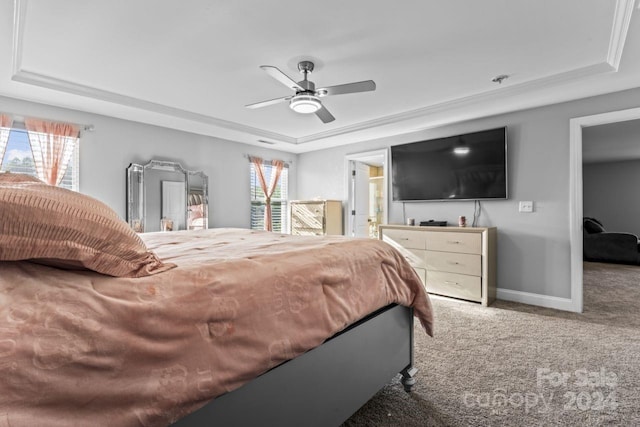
[290,95,321,114]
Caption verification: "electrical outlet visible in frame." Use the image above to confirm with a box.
[519,201,534,213]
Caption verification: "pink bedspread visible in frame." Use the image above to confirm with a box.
[0,228,433,426]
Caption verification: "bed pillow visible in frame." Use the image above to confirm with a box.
[0,172,176,277]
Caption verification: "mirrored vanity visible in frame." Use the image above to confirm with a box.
[127,160,209,232]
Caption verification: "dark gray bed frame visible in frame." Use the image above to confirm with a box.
[173,304,417,427]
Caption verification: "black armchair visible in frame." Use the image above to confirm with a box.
[583,217,640,265]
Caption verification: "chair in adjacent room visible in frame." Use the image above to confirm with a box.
[583,217,640,265]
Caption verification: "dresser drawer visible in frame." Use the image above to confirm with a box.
[291,215,324,231]
[425,271,481,302]
[401,248,427,269]
[382,229,426,250]
[426,231,482,254]
[426,250,481,276]
[291,228,324,236]
[291,204,324,229]
[414,267,426,286]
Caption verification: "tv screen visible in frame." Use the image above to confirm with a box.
[391,127,507,201]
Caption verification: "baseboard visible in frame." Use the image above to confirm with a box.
[496,288,577,312]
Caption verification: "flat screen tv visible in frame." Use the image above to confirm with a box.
[391,127,507,201]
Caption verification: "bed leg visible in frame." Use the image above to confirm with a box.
[400,366,418,393]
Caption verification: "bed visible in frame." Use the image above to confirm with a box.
[0,173,433,426]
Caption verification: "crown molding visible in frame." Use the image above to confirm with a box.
[11,68,297,144]
[11,0,27,77]
[296,61,615,144]
[607,0,636,70]
[10,0,634,147]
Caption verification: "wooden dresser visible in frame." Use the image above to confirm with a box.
[290,200,343,236]
[379,224,497,306]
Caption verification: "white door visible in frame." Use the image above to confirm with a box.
[351,161,370,237]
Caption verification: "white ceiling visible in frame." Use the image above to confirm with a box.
[1,0,640,153]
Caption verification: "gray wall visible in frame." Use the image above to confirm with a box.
[584,160,640,236]
[4,87,640,301]
[0,95,297,228]
[297,87,640,299]
[583,118,640,163]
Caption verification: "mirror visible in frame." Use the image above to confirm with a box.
[187,170,209,231]
[127,160,208,232]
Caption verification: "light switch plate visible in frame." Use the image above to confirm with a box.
[519,201,534,213]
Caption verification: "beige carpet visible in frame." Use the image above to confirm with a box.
[343,262,640,426]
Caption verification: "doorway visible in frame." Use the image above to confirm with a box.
[569,106,640,313]
[345,149,389,238]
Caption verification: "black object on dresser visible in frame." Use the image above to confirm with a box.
[420,220,447,227]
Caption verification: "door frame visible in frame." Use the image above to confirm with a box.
[344,149,389,237]
[569,106,640,313]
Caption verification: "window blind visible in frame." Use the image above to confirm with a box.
[250,162,289,232]
[0,128,79,191]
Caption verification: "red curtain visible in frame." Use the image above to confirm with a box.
[0,114,12,166]
[25,119,80,186]
[250,156,285,232]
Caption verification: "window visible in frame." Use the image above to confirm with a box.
[0,126,79,191]
[250,161,289,232]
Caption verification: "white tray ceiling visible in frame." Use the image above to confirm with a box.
[1,0,639,153]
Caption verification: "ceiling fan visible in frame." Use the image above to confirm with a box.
[245,61,376,123]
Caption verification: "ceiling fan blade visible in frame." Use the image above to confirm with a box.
[245,95,292,109]
[260,65,304,91]
[315,105,335,123]
[316,80,376,97]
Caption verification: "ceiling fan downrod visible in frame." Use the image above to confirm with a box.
[297,61,315,92]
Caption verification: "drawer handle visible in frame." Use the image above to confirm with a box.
[447,261,460,265]
[447,240,461,244]
[399,237,410,241]
[445,281,461,287]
